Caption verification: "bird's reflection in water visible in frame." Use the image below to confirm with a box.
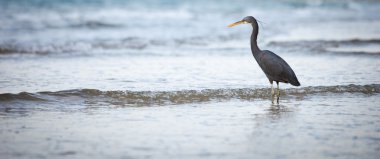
[249,102,298,138]
[265,103,295,120]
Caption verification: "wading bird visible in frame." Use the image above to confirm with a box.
[228,16,300,104]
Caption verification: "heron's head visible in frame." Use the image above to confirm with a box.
[228,16,256,27]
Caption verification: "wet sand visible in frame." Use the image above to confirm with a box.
[1,93,379,159]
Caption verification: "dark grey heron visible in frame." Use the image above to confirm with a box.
[228,16,300,104]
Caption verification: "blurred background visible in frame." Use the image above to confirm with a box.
[1,0,379,93]
[1,0,380,159]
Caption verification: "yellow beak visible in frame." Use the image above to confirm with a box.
[227,20,247,28]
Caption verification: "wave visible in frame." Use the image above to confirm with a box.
[69,21,123,29]
[1,84,379,105]
[0,37,150,55]
[2,38,380,56]
[0,92,47,102]
[269,39,380,46]
[0,37,212,55]
[268,39,380,56]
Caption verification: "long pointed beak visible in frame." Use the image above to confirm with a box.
[227,20,247,28]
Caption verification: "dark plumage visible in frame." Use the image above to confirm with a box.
[228,16,300,104]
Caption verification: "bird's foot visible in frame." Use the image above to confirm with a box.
[272,94,277,104]
[276,90,280,105]
[276,97,280,105]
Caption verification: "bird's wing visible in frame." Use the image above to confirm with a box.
[259,51,282,74]
[259,50,296,82]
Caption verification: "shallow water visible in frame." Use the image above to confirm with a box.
[1,0,380,158]
[1,94,380,159]
[1,54,379,93]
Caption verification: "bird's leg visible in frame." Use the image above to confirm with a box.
[271,82,275,104]
[276,82,280,104]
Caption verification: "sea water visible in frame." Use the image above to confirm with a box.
[1,0,380,158]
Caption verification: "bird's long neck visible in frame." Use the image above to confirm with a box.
[250,22,260,57]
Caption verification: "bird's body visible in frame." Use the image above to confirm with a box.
[228,16,300,104]
[253,50,300,86]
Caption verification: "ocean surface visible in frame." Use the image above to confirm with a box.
[1,0,380,159]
